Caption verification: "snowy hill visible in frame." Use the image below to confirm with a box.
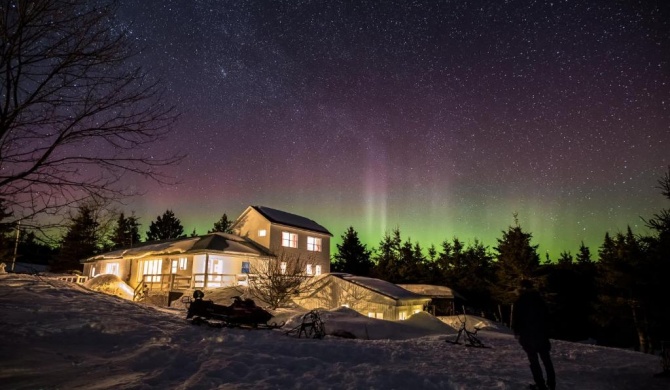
[0,273,667,389]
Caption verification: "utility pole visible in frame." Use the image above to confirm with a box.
[11,220,20,272]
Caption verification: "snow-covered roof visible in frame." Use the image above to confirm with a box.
[251,206,332,236]
[83,233,272,262]
[333,273,431,302]
[397,284,466,300]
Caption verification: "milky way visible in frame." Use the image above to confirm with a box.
[116,0,668,258]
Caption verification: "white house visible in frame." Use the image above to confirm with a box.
[81,206,332,303]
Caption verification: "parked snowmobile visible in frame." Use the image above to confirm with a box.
[184,290,282,329]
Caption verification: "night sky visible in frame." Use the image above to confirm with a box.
[116,0,668,258]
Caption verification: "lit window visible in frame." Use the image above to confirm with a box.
[258,229,267,237]
[171,259,178,274]
[315,265,322,275]
[307,236,322,252]
[368,312,383,319]
[282,232,298,248]
[91,266,97,277]
[105,262,119,276]
[140,259,162,282]
[306,264,313,275]
[413,309,421,314]
[179,257,188,270]
[280,261,287,274]
[399,312,407,320]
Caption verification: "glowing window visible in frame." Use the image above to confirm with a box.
[307,237,322,252]
[171,259,178,274]
[258,229,267,237]
[90,266,97,277]
[282,232,298,248]
[105,262,119,276]
[368,312,383,319]
[399,312,407,320]
[306,264,313,275]
[140,259,162,282]
[280,261,287,274]
[179,257,188,270]
[315,265,322,275]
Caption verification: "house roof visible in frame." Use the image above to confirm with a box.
[396,284,466,300]
[82,233,272,262]
[250,206,332,236]
[331,273,431,302]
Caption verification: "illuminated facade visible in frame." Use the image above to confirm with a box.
[81,206,332,303]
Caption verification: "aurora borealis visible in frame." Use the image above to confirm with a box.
[117,0,668,258]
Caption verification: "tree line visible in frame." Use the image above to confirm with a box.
[332,168,670,353]
[0,207,234,273]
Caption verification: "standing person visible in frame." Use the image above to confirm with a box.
[512,279,556,390]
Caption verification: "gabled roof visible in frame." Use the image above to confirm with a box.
[248,206,332,236]
[82,233,272,262]
[329,273,431,302]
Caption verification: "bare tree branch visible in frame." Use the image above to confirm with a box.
[0,0,183,225]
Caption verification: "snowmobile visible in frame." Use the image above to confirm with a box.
[184,290,283,329]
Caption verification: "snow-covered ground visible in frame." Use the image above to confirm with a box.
[0,273,667,390]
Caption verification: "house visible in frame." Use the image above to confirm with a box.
[294,273,432,320]
[231,205,332,276]
[81,206,332,303]
[397,284,465,316]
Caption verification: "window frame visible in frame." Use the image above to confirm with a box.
[307,236,322,252]
[281,231,298,248]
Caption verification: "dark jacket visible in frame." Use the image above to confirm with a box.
[512,288,551,352]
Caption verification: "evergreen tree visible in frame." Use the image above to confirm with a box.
[640,167,670,352]
[54,204,102,272]
[397,240,426,283]
[456,239,495,313]
[594,227,653,351]
[209,213,234,234]
[190,228,198,237]
[110,213,140,249]
[146,210,184,241]
[575,241,592,264]
[372,228,402,282]
[557,251,573,266]
[17,232,56,266]
[493,215,541,305]
[332,226,373,276]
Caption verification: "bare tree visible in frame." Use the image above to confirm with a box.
[0,0,181,227]
[248,250,318,309]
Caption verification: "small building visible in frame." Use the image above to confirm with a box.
[295,273,432,321]
[397,284,465,316]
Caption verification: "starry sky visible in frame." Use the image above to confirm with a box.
[116,0,668,259]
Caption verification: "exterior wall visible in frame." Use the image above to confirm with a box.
[84,258,132,282]
[234,207,331,274]
[233,209,272,250]
[269,224,331,274]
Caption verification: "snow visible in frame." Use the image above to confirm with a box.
[0,273,667,389]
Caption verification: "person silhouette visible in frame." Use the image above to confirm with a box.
[513,279,556,390]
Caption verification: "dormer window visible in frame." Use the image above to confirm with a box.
[307,236,322,252]
[258,229,267,237]
[282,232,298,248]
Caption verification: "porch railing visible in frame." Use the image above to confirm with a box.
[137,273,249,293]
